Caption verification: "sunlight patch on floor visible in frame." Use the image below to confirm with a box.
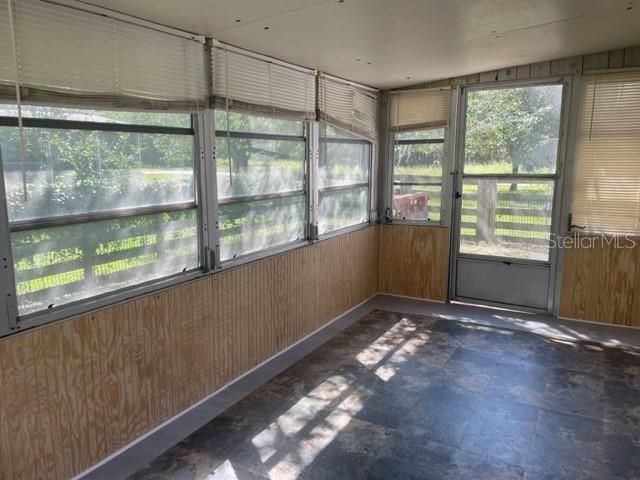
[250,374,353,462]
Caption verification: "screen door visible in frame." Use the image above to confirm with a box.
[452,82,565,311]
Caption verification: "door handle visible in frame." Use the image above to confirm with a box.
[455,192,462,199]
[567,213,585,231]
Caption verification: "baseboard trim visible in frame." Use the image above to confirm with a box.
[375,292,446,304]
[557,315,640,332]
[75,294,378,480]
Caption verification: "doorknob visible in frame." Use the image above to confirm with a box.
[455,192,462,199]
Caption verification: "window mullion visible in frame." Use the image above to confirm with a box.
[200,109,220,271]
[0,157,18,336]
[309,121,320,240]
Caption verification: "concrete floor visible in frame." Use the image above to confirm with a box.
[129,307,640,480]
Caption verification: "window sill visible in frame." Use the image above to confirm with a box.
[14,268,207,335]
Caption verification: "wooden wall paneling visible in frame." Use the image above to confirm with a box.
[190,278,214,406]
[559,241,640,327]
[0,227,380,480]
[209,274,227,390]
[29,329,56,479]
[307,241,322,332]
[63,315,101,475]
[126,299,151,441]
[378,225,448,301]
[1,330,39,479]
[244,261,259,369]
[98,304,132,456]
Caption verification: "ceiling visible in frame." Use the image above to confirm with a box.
[84,0,640,89]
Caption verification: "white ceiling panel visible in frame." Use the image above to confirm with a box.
[85,0,640,88]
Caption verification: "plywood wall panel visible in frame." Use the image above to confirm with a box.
[0,227,378,480]
[559,241,640,327]
[378,225,449,301]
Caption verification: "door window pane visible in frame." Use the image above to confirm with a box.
[459,179,554,261]
[12,209,198,314]
[464,85,562,174]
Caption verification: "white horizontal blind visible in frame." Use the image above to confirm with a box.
[390,88,450,131]
[571,71,640,235]
[2,0,207,109]
[0,1,16,88]
[211,45,316,120]
[318,74,378,140]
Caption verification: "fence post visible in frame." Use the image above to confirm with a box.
[82,228,95,287]
[476,179,497,244]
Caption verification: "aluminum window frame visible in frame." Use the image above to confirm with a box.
[0,109,206,328]
[213,111,311,266]
[317,123,373,238]
[390,126,448,225]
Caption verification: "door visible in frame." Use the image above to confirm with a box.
[452,82,565,311]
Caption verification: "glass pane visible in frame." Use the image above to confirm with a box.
[215,136,305,198]
[214,110,303,136]
[464,85,563,174]
[318,186,369,234]
[393,141,444,185]
[459,179,554,261]
[219,195,305,260]
[12,209,199,315]
[1,126,195,222]
[320,123,361,140]
[0,104,190,128]
[393,184,442,222]
[319,140,370,188]
[395,128,445,141]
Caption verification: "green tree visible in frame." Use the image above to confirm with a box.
[465,86,562,181]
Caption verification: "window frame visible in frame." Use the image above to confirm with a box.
[390,126,447,225]
[0,107,208,329]
[316,123,373,238]
[213,110,311,266]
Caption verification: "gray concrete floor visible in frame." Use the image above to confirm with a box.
[129,303,640,480]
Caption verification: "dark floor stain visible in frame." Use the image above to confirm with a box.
[129,310,640,480]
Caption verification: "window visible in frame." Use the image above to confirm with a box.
[459,84,563,261]
[0,105,199,315]
[215,110,307,260]
[571,72,640,235]
[392,127,445,223]
[318,123,371,235]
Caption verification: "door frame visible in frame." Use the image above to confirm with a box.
[447,76,574,313]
